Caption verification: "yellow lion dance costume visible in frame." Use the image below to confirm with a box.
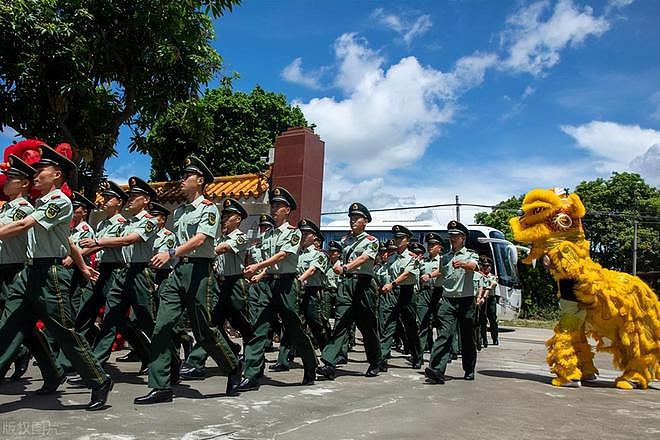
[510,188,659,389]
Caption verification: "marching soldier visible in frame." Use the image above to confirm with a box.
[425,220,479,384]
[181,198,254,380]
[379,225,422,370]
[246,214,275,326]
[134,155,241,404]
[270,218,330,372]
[323,240,343,331]
[77,177,158,369]
[0,156,38,381]
[475,257,499,348]
[239,187,318,391]
[74,181,128,343]
[0,145,112,410]
[150,202,177,286]
[316,202,382,380]
[418,233,444,354]
[65,192,97,312]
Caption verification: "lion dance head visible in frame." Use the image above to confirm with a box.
[510,188,586,264]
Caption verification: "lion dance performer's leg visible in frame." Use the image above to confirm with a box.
[546,299,590,386]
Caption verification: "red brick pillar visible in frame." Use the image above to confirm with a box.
[271,127,324,225]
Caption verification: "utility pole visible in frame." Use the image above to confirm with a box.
[632,220,638,276]
[455,195,460,221]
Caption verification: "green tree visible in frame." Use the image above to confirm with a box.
[575,172,659,274]
[0,0,240,196]
[135,78,309,181]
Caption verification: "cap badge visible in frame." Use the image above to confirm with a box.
[352,203,358,210]
[273,188,281,196]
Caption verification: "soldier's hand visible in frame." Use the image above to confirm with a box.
[151,251,171,269]
[81,265,99,282]
[382,283,393,293]
[452,260,464,269]
[62,256,74,268]
[244,264,259,278]
[79,238,95,248]
[333,264,343,275]
[421,274,431,283]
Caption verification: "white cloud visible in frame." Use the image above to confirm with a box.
[522,85,536,99]
[281,57,323,89]
[372,8,432,46]
[560,121,660,172]
[500,0,610,76]
[297,34,497,178]
[629,144,659,187]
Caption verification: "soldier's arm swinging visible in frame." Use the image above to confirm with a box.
[94,233,142,248]
[151,232,208,268]
[298,266,317,283]
[0,215,36,240]
[215,242,233,255]
[244,250,288,277]
[68,239,99,281]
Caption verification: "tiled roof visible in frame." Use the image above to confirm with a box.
[95,171,270,205]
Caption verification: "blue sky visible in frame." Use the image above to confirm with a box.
[2,0,659,224]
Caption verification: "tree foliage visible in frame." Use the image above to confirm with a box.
[475,172,659,319]
[0,0,240,196]
[136,78,309,181]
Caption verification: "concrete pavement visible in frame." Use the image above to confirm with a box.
[0,326,658,440]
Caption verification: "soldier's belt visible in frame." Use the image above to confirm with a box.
[342,272,372,280]
[263,273,296,281]
[27,257,63,266]
[127,262,149,269]
[178,257,213,264]
[217,274,244,283]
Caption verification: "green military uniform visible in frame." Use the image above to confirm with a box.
[418,252,442,353]
[275,240,330,369]
[65,218,95,312]
[379,244,422,366]
[318,204,382,375]
[153,227,177,286]
[74,209,127,341]
[246,241,269,325]
[146,194,238,391]
[184,225,253,371]
[426,221,479,382]
[91,207,158,364]
[0,193,37,379]
[0,188,108,389]
[475,270,499,348]
[242,219,317,380]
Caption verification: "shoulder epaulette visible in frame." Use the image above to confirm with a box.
[117,217,126,223]
[82,224,90,231]
[163,230,173,235]
[18,201,28,206]
[408,252,416,257]
[51,195,61,199]
[288,226,297,230]
[367,235,376,241]
[144,213,154,218]
[202,199,213,206]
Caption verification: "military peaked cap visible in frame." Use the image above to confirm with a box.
[128,176,158,200]
[327,240,342,252]
[298,218,324,242]
[258,214,275,228]
[425,232,443,245]
[348,202,371,222]
[102,180,129,203]
[385,238,397,250]
[149,202,171,217]
[447,220,469,236]
[222,198,248,220]
[392,224,413,238]
[72,191,96,211]
[409,241,426,254]
[183,155,214,184]
[34,144,76,177]
[270,187,297,210]
[4,155,36,179]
